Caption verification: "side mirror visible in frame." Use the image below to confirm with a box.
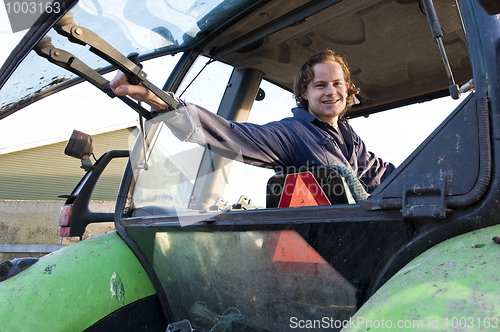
[65,130,94,170]
[59,150,130,237]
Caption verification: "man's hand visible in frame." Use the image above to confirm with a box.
[109,71,168,111]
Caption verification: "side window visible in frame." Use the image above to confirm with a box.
[349,96,466,167]
[177,56,234,113]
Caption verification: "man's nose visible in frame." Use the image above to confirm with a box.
[325,83,335,95]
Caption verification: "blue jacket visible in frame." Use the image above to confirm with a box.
[166,104,395,193]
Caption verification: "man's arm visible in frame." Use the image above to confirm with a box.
[109,71,296,169]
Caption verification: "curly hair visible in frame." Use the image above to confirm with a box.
[293,50,359,116]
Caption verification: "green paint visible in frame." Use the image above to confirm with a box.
[342,224,500,331]
[0,231,156,331]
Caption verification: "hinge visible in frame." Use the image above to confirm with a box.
[402,172,447,219]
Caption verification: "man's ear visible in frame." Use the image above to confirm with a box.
[301,90,308,100]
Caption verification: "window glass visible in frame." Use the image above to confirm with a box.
[152,229,356,330]
[349,96,466,166]
[177,56,234,111]
[132,56,233,211]
[0,0,257,114]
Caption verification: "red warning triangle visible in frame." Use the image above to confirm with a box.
[271,230,326,263]
[266,230,342,278]
[278,172,330,208]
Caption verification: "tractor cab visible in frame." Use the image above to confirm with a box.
[0,0,499,331]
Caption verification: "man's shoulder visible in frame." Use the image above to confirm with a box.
[272,111,313,128]
[291,107,315,121]
[263,110,324,140]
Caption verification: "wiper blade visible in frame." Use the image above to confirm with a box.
[34,13,183,119]
[34,37,152,119]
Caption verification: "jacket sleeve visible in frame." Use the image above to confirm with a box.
[153,102,298,169]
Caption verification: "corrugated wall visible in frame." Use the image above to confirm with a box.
[0,127,138,201]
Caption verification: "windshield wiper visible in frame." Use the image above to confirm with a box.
[34,37,154,118]
[34,13,182,120]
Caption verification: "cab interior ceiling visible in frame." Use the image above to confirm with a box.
[203,0,472,117]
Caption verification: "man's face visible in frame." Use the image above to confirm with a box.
[301,61,348,126]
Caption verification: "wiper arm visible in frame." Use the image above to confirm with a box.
[34,37,153,119]
[34,13,183,119]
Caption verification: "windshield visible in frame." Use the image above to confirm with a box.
[0,0,255,117]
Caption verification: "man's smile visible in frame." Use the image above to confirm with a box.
[322,98,340,105]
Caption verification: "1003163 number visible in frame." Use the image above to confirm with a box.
[5,1,61,14]
[444,317,499,329]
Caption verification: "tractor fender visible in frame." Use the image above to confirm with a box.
[341,224,500,331]
[0,231,158,331]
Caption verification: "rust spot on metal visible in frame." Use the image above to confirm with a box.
[0,102,15,112]
[33,77,70,94]
[0,77,71,115]
[0,98,30,113]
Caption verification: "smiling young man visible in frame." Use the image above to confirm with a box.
[302,61,347,125]
[295,51,358,127]
[110,50,394,193]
